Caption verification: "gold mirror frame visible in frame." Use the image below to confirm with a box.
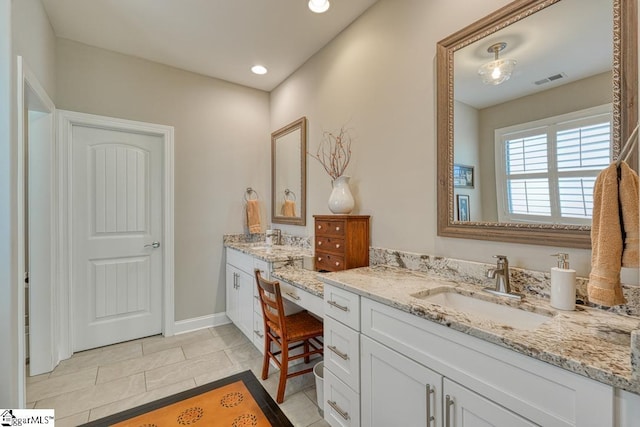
[271,117,307,226]
[437,0,637,248]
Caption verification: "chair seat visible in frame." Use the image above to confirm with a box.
[268,311,323,341]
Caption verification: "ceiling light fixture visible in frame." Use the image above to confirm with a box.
[308,0,330,13]
[477,42,517,85]
[251,65,268,75]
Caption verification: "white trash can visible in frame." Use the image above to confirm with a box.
[313,361,324,416]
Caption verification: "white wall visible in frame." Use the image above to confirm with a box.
[55,39,270,318]
[0,0,17,408]
[0,0,57,407]
[453,100,482,221]
[270,0,602,276]
[12,0,56,100]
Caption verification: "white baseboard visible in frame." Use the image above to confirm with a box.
[173,313,231,335]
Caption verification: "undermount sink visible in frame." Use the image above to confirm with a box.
[412,289,553,331]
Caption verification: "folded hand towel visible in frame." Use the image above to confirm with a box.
[620,161,639,268]
[246,200,261,233]
[282,200,296,217]
[588,163,626,307]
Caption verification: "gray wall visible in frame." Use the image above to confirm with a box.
[55,39,270,319]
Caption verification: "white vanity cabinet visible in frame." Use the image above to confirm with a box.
[361,335,442,427]
[321,283,623,427]
[443,379,536,427]
[226,248,269,348]
[324,284,361,427]
[359,297,614,427]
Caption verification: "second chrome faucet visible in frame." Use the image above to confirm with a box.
[485,255,522,300]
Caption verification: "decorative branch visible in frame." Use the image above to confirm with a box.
[309,125,354,180]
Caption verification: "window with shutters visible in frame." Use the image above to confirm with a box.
[495,105,612,225]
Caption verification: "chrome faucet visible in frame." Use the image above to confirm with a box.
[266,228,282,245]
[484,255,522,300]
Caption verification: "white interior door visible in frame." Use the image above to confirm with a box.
[72,125,163,351]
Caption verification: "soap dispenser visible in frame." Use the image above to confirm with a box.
[550,253,576,311]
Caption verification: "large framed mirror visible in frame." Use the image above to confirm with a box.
[437,0,637,248]
[272,117,307,226]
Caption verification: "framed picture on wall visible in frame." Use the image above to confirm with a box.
[453,164,474,188]
[457,194,470,222]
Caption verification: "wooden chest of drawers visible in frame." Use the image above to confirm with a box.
[314,215,370,272]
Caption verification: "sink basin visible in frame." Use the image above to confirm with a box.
[412,290,553,330]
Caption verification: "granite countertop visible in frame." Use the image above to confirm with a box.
[271,266,325,298]
[224,240,640,394]
[224,241,313,263]
[318,265,640,395]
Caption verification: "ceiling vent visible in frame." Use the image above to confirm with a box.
[534,73,567,86]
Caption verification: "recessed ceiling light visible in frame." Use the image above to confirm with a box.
[308,0,330,13]
[251,65,268,75]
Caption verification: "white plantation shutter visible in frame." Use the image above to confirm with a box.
[496,105,611,225]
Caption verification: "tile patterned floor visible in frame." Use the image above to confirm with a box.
[26,324,330,427]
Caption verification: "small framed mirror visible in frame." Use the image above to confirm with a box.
[271,117,307,226]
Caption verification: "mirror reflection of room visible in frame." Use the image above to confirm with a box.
[452,0,613,225]
[271,117,306,226]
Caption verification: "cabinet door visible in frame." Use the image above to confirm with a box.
[225,264,239,324]
[443,379,537,427]
[361,335,442,427]
[236,268,254,338]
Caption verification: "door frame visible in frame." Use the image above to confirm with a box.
[17,57,56,379]
[57,110,175,361]
[16,56,56,406]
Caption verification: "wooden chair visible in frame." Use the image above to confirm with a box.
[254,269,324,403]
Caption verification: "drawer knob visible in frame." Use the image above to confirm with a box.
[318,225,322,229]
[318,241,322,245]
[335,261,340,266]
[336,226,340,231]
[335,243,340,248]
[318,257,322,262]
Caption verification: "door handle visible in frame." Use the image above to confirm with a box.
[144,241,161,249]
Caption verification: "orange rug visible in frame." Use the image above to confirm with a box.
[79,371,293,427]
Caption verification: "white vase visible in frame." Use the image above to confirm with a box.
[328,175,355,214]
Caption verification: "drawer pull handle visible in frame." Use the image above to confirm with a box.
[445,395,453,427]
[318,241,322,245]
[335,244,340,248]
[327,400,350,420]
[318,225,322,229]
[328,345,349,360]
[318,257,323,262]
[327,300,349,312]
[426,384,435,425]
[254,330,264,338]
[335,226,340,231]
[335,261,340,266]
[285,291,301,301]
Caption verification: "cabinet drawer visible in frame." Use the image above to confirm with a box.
[324,284,359,330]
[252,312,265,353]
[325,317,359,392]
[324,369,360,427]
[279,280,324,318]
[253,258,269,279]
[226,248,254,273]
[316,236,345,254]
[316,219,346,237]
[316,252,345,272]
